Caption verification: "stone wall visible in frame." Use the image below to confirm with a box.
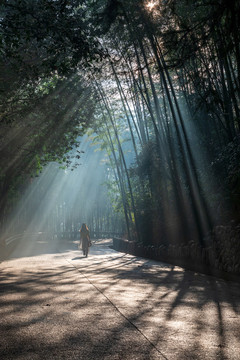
[113,223,240,279]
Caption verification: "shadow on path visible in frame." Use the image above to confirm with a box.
[0,237,240,359]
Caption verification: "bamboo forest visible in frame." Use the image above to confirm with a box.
[1,0,240,275]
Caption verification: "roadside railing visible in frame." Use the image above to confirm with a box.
[0,232,50,260]
[0,233,24,260]
[53,230,124,240]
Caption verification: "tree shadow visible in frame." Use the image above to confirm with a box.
[0,240,240,360]
[77,250,240,360]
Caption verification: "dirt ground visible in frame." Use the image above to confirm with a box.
[0,236,240,359]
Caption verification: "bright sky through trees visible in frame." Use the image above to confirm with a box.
[146,1,156,11]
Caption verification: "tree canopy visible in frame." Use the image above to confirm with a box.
[1,0,240,258]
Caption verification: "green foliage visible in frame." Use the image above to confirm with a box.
[0,0,102,74]
[0,72,96,219]
[1,0,240,255]
[210,138,240,218]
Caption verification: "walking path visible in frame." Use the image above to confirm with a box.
[0,236,240,359]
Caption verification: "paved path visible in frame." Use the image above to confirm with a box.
[0,236,240,359]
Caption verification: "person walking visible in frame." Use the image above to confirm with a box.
[79,223,91,257]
